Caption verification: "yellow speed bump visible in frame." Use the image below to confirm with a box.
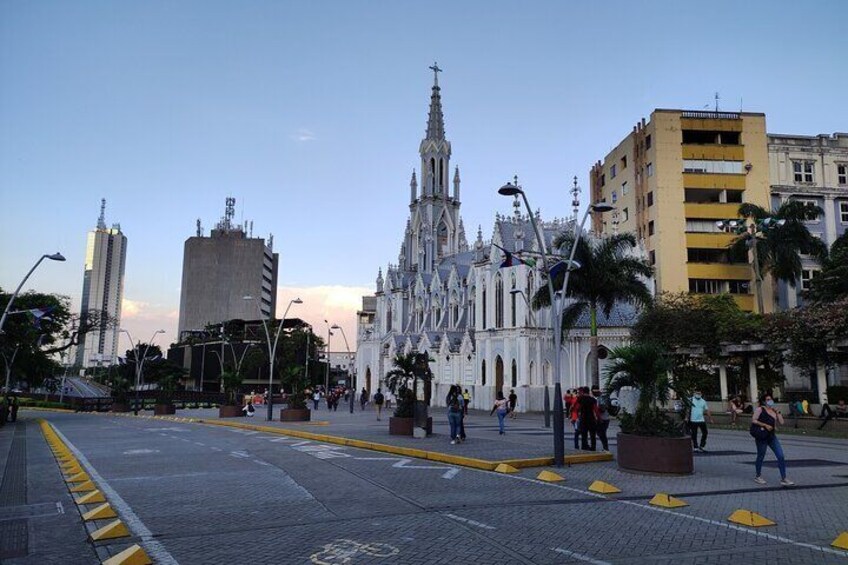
[75,490,106,505]
[89,519,130,541]
[728,509,775,527]
[588,480,621,494]
[70,480,97,493]
[537,470,565,482]
[65,472,91,484]
[831,532,848,550]
[649,493,688,508]
[82,502,117,521]
[103,544,152,565]
[494,463,519,474]
[62,466,83,477]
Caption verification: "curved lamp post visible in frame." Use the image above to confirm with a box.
[0,252,65,336]
[331,324,355,413]
[498,180,613,466]
[120,329,165,415]
[244,296,302,421]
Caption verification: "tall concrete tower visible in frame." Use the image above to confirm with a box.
[177,198,279,339]
[76,199,128,367]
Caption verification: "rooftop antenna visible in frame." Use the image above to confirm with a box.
[97,198,107,230]
[570,176,581,220]
[714,92,720,112]
[196,218,202,237]
[225,197,235,230]
[249,220,254,238]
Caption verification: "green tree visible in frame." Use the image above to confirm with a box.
[806,232,848,302]
[603,343,682,437]
[384,353,432,418]
[730,201,827,288]
[532,232,653,386]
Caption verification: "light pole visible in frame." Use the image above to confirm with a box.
[323,320,333,398]
[244,296,302,421]
[716,217,784,314]
[331,324,355,413]
[121,329,165,415]
[0,252,65,336]
[498,180,612,466]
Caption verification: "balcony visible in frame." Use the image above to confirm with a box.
[682,173,746,190]
[682,144,744,161]
[685,232,736,248]
[690,293,754,312]
[687,263,751,280]
[684,202,741,219]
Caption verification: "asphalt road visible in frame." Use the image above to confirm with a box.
[5,412,848,564]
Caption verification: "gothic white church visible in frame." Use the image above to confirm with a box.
[355,68,640,412]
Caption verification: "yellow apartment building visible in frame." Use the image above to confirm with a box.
[589,109,773,312]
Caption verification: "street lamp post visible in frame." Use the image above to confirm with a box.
[0,252,65,336]
[331,324,355,413]
[498,180,612,467]
[244,296,302,421]
[121,329,165,415]
[323,320,333,398]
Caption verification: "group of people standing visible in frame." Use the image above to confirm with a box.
[565,387,611,452]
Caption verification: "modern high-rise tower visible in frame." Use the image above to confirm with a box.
[177,198,279,339]
[76,199,128,367]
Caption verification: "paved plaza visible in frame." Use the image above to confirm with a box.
[1,406,847,564]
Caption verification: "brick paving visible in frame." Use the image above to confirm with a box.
[7,408,848,564]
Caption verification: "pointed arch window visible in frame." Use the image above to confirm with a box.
[510,277,517,327]
[481,285,487,329]
[387,304,393,332]
[429,158,436,192]
[495,275,504,328]
[439,158,445,192]
[469,287,476,328]
[481,360,487,386]
[511,359,517,388]
[437,222,448,258]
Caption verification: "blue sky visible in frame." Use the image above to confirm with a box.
[2,0,847,350]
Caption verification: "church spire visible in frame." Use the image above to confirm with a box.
[425,62,445,141]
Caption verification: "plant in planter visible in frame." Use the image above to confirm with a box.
[218,370,244,417]
[152,372,180,415]
[604,343,693,474]
[280,366,310,421]
[384,353,432,436]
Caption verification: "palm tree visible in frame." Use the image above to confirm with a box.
[604,344,673,415]
[532,232,653,386]
[384,353,431,418]
[805,232,848,303]
[730,201,827,292]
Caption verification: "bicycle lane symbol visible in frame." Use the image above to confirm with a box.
[310,539,400,564]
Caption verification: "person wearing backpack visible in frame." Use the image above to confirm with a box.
[446,385,464,444]
[490,390,509,435]
[373,388,385,421]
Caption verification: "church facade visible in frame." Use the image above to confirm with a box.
[355,70,639,412]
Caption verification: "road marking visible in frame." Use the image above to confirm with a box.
[50,425,179,565]
[553,547,611,564]
[123,449,160,455]
[210,446,223,452]
[193,442,206,446]
[310,539,399,564]
[252,459,271,466]
[444,513,495,530]
[442,468,460,480]
[230,451,250,458]
[352,457,401,461]
[291,441,312,447]
[269,437,297,443]
[503,473,848,558]
[56,502,64,515]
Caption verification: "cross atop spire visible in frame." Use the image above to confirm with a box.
[429,61,442,87]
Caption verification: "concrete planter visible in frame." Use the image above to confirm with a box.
[280,408,311,422]
[110,402,130,413]
[389,416,433,436]
[218,405,243,418]
[617,433,693,474]
[154,403,176,416]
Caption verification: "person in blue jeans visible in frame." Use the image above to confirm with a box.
[490,391,509,435]
[446,385,464,445]
[751,394,795,487]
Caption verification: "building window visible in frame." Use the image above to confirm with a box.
[610,164,617,179]
[481,289,487,329]
[645,134,652,150]
[683,160,744,174]
[801,269,819,291]
[727,280,749,294]
[600,174,605,187]
[838,164,847,185]
[648,221,655,236]
[793,160,814,183]
[647,192,654,207]
[612,191,618,204]
[623,207,629,222]
[510,281,517,327]
[481,360,486,386]
[649,250,656,265]
[621,155,628,169]
[622,181,628,195]
[646,163,654,177]
[841,202,848,223]
[495,276,503,329]
[689,279,722,294]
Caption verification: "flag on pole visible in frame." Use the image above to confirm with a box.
[493,244,536,269]
[24,306,55,329]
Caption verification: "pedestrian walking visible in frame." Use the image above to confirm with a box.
[312,391,321,410]
[491,391,509,435]
[446,385,464,444]
[592,387,610,451]
[373,388,385,420]
[577,387,597,451]
[359,388,369,411]
[565,390,580,449]
[462,388,471,415]
[751,394,795,486]
[688,390,713,453]
[508,389,518,419]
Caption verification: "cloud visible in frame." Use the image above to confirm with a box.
[290,128,316,142]
[121,298,178,321]
[277,285,373,351]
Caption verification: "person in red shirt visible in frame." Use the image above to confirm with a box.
[564,389,580,450]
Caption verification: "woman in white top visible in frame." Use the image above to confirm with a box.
[490,391,509,435]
